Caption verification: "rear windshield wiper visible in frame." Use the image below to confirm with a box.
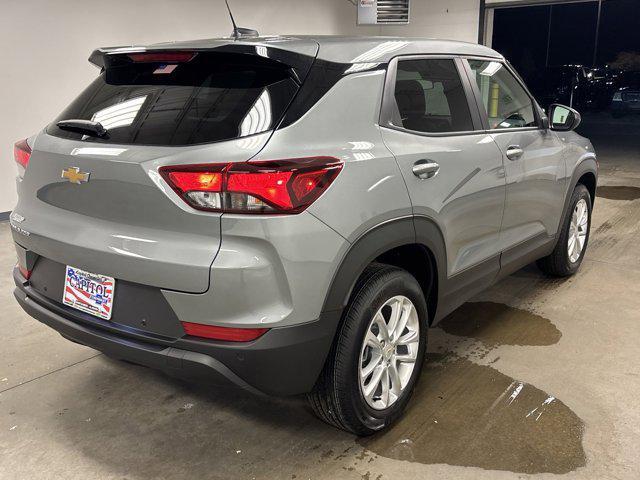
[56,119,109,138]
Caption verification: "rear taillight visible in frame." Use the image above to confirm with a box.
[160,157,343,214]
[14,139,31,169]
[181,322,268,342]
[17,265,31,280]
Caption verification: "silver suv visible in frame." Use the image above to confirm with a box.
[11,36,597,435]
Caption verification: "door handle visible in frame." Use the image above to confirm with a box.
[412,160,440,179]
[506,145,524,160]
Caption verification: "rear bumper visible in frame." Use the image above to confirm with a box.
[13,268,341,396]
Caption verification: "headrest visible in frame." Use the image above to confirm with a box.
[395,80,425,117]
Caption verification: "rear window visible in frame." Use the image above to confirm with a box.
[47,52,299,146]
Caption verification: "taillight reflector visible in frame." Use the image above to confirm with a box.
[18,266,32,280]
[14,139,31,169]
[181,322,268,342]
[160,157,343,214]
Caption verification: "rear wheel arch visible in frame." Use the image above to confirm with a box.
[321,216,445,326]
[577,170,597,205]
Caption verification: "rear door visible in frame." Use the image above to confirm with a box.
[380,56,506,278]
[463,59,566,254]
[13,48,310,293]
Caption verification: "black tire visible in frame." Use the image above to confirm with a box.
[537,184,592,277]
[307,263,428,435]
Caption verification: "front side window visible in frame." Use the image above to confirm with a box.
[468,60,537,129]
[392,58,474,133]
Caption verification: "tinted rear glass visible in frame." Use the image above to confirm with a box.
[47,52,299,146]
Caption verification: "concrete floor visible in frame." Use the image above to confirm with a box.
[1,120,639,479]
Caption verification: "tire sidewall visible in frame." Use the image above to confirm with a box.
[339,269,428,433]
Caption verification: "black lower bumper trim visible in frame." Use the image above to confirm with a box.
[14,286,261,394]
[13,269,342,396]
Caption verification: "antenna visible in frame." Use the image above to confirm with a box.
[224,0,259,39]
[224,0,239,37]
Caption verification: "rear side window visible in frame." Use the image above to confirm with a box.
[392,58,474,133]
[467,60,537,129]
[47,53,299,146]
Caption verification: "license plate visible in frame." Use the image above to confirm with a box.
[63,266,115,320]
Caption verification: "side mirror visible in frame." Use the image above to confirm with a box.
[548,104,581,131]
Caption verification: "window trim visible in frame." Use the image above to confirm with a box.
[460,57,545,133]
[379,54,487,138]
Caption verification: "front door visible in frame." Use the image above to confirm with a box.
[464,59,567,254]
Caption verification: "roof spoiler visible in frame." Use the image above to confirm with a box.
[89,47,149,69]
[88,43,317,84]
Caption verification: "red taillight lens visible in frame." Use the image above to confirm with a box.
[181,322,268,342]
[128,52,196,63]
[167,171,223,192]
[18,265,31,280]
[14,139,31,169]
[160,157,343,214]
[226,168,294,210]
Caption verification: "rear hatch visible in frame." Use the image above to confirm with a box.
[13,42,317,293]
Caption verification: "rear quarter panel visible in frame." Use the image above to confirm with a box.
[163,69,413,329]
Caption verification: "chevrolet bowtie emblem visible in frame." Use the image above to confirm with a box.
[61,167,90,184]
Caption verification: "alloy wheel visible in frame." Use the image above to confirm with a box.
[568,198,589,263]
[358,295,420,410]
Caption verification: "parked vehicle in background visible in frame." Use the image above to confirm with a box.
[535,65,589,110]
[586,66,620,111]
[11,36,597,435]
[534,64,621,112]
[611,71,640,117]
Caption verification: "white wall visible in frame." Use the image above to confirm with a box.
[0,0,480,213]
[380,0,480,42]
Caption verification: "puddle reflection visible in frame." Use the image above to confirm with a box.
[439,301,562,348]
[359,355,585,474]
[596,185,640,200]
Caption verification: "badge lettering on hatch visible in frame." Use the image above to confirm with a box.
[61,167,90,184]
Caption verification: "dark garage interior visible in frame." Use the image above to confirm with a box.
[490,0,640,170]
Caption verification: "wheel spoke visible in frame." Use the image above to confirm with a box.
[388,362,402,397]
[365,330,382,351]
[578,202,586,224]
[372,312,390,342]
[387,298,403,338]
[361,353,382,378]
[380,368,390,407]
[392,302,410,343]
[396,350,417,364]
[396,329,419,346]
[363,364,385,399]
